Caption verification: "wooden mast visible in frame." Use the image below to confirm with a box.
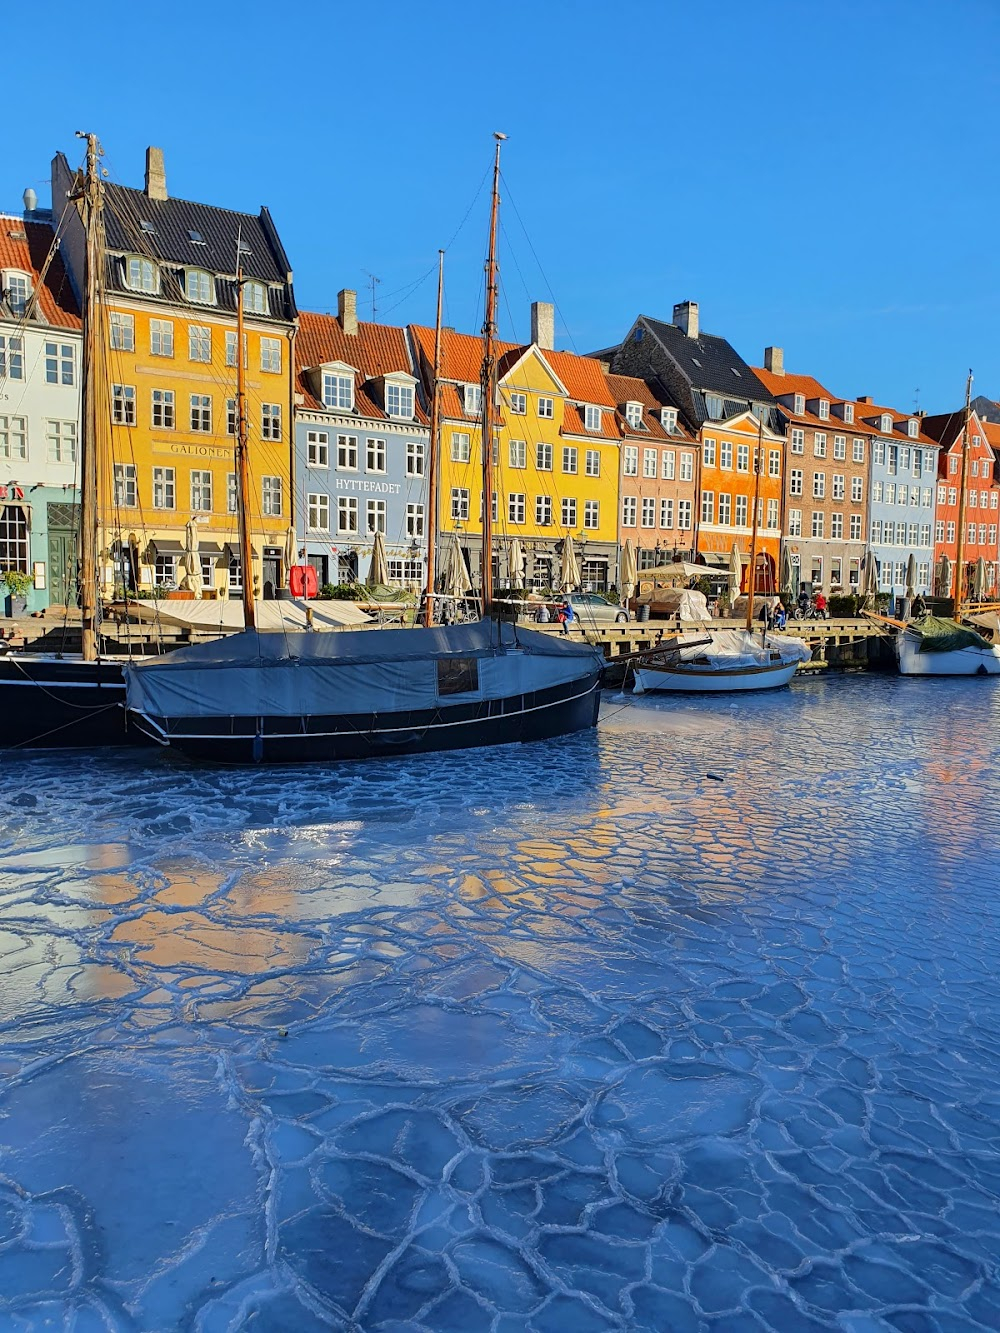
[745,415,764,633]
[423,250,444,628]
[234,241,256,629]
[952,369,973,622]
[76,132,105,663]
[480,132,505,615]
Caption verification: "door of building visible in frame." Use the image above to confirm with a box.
[262,549,280,600]
[46,503,80,607]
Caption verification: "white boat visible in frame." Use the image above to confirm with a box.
[896,618,1000,677]
[633,628,811,694]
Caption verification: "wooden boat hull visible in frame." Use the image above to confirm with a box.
[127,669,603,764]
[896,631,1000,676]
[0,656,136,749]
[633,659,800,694]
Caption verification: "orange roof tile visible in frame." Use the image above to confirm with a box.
[604,372,696,442]
[295,310,427,423]
[0,216,80,329]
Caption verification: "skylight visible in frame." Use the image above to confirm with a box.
[188,229,206,245]
[139,220,155,233]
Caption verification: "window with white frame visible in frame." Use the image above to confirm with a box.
[870,519,883,543]
[793,394,805,415]
[908,418,919,438]
[623,445,638,477]
[323,372,353,410]
[584,405,602,432]
[622,496,637,527]
[188,325,211,362]
[386,381,414,419]
[584,499,599,529]
[702,437,716,466]
[660,497,673,528]
[127,257,158,293]
[225,331,241,368]
[769,449,781,478]
[338,496,359,533]
[735,496,748,526]
[873,440,885,465]
[536,495,553,526]
[262,476,282,516]
[406,440,425,476]
[152,466,175,509]
[680,452,694,481]
[833,474,845,500]
[366,499,386,534]
[788,508,802,537]
[562,497,577,527]
[226,398,237,435]
[677,499,692,530]
[885,520,896,544]
[818,399,830,420]
[833,435,846,460]
[736,443,749,472]
[852,438,865,463]
[921,487,932,507]
[844,403,855,424]
[451,432,471,463]
[463,384,481,415]
[718,493,732,525]
[920,523,931,545]
[813,472,826,499]
[190,470,213,511]
[643,448,657,478]
[790,468,803,496]
[585,449,600,477]
[508,492,525,524]
[700,491,714,524]
[767,498,779,528]
[190,394,211,432]
[154,553,178,587]
[538,396,553,419]
[851,476,863,503]
[308,430,329,466]
[850,514,862,540]
[451,488,469,522]
[881,414,892,434]
[200,554,216,588]
[661,407,678,432]
[110,312,134,351]
[507,439,526,469]
[924,449,935,473]
[261,403,282,440]
[112,384,136,425]
[260,337,281,373]
[946,520,955,542]
[244,280,267,314]
[625,402,642,429]
[406,503,424,537]
[509,392,527,415]
[813,432,827,458]
[227,554,242,592]
[0,336,23,380]
[705,394,723,420]
[562,446,578,474]
[366,437,386,472]
[636,497,652,527]
[113,463,137,507]
[536,442,553,471]
[387,559,423,583]
[831,513,843,538]
[661,450,675,480]
[791,428,804,454]
[150,319,173,357]
[46,419,77,463]
[307,493,329,530]
[720,441,733,468]
[812,511,825,538]
[45,342,74,386]
[186,269,215,304]
[338,435,358,469]
[227,473,237,513]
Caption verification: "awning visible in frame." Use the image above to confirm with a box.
[697,552,731,569]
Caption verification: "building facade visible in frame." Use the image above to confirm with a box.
[409,303,620,592]
[755,351,869,595]
[294,295,429,588]
[52,146,297,601]
[0,212,82,611]
[695,409,784,590]
[923,408,999,599]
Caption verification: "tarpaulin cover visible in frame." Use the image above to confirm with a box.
[912,615,994,654]
[675,629,812,667]
[124,621,605,720]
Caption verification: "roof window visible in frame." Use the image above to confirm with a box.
[188,229,206,245]
[139,219,156,234]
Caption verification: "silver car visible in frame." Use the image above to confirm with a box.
[562,592,629,625]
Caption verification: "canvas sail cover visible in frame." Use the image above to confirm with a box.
[675,629,812,667]
[911,615,994,654]
[125,621,605,720]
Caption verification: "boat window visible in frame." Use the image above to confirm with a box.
[438,658,479,695]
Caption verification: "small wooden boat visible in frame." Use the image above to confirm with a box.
[633,629,810,694]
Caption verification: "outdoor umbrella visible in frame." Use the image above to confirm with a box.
[444,536,467,598]
[508,537,526,588]
[862,549,880,602]
[728,542,744,597]
[937,554,953,598]
[181,519,202,598]
[283,525,298,576]
[905,553,917,600]
[620,538,637,602]
[367,530,390,586]
[973,556,989,602]
[780,544,796,598]
[559,534,581,592]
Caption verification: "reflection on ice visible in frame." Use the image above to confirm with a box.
[1,675,1000,1328]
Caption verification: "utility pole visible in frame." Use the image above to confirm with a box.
[363,270,380,319]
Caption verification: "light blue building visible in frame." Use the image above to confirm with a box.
[294,292,429,589]
[858,401,938,601]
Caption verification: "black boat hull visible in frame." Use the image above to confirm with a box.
[0,657,134,749]
[129,671,603,764]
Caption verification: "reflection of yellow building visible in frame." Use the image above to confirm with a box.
[410,302,620,592]
[52,147,296,599]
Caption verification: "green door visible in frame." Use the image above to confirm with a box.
[46,503,80,608]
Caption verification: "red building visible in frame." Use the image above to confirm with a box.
[922,410,1000,599]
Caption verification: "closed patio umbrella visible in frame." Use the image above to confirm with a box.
[728,542,743,597]
[973,556,989,602]
[508,537,526,588]
[181,519,202,598]
[444,536,467,598]
[367,529,390,586]
[283,525,298,575]
[559,534,581,592]
[780,544,796,598]
[936,554,953,598]
[905,553,917,600]
[861,549,880,604]
[620,538,637,602]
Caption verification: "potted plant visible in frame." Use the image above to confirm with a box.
[1,569,33,617]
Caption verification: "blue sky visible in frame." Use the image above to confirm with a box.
[6,0,998,413]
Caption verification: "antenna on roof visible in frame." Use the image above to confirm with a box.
[913,387,920,412]
[362,269,380,319]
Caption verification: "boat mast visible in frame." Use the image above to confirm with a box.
[76,132,105,663]
[234,241,256,629]
[480,132,506,616]
[745,415,764,633]
[423,249,444,628]
[952,369,973,622]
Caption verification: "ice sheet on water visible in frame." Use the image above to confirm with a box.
[3,676,1000,1325]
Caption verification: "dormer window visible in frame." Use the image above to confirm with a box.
[907,418,919,438]
[244,280,267,315]
[844,402,854,424]
[625,402,643,429]
[818,399,830,420]
[386,377,415,420]
[584,405,602,432]
[126,257,158,294]
[185,269,215,304]
[463,383,482,416]
[2,270,32,316]
[880,413,892,434]
[704,394,724,420]
[793,394,805,415]
[322,368,354,411]
[660,407,677,433]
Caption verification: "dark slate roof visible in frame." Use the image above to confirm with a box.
[971,394,1000,424]
[642,316,776,406]
[99,180,296,323]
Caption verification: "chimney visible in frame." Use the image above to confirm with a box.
[857,395,872,404]
[531,301,554,350]
[763,346,784,375]
[673,300,699,339]
[337,288,358,336]
[144,147,167,201]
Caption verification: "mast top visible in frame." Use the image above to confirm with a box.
[493,131,508,141]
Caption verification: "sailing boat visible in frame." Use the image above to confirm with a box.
[633,419,811,693]
[123,134,605,764]
[895,372,1000,676]
[0,133,135,749]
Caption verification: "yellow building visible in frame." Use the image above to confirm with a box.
[410,302,621,591]
[52,147,297,600]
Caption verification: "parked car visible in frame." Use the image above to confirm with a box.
[558,592,629,624]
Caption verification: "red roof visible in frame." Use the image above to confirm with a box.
[296,311,427,422]
[0,216,80,328]
[604,372,695,442]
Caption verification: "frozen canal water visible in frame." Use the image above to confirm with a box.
[1,675,999,1331]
